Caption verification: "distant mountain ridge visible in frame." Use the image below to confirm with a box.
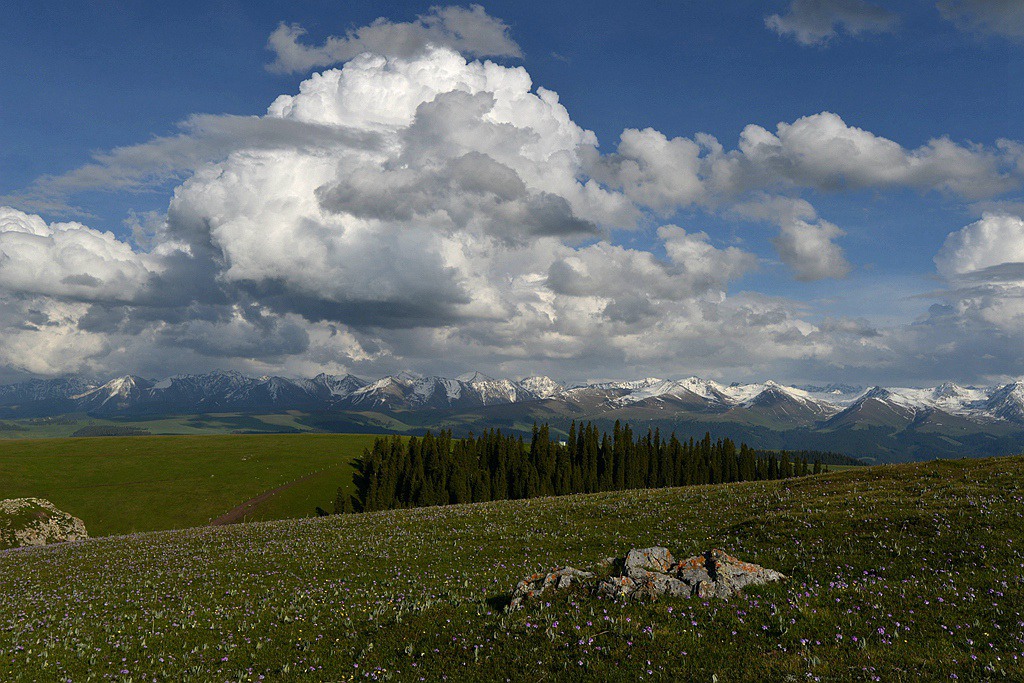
[2,369,1024,423]
[0,370,564,416]
[3,370,1024,461]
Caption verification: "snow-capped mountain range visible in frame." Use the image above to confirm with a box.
[1,369,1024,428]
[0,370,566,416]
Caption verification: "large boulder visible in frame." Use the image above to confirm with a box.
[508,547,785,609]
[601,547,786,600]
[0,498,88,550]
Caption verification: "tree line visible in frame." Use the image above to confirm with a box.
[335,421,831,514]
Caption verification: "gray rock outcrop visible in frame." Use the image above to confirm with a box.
[0,498,88,550]
[508,547,785,610]
[598,547,786,600]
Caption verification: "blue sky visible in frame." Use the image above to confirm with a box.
[0,1,1023,385]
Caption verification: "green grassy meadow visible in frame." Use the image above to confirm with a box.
[0,412,330,439]
[0,434,380,535]
[1,455,1023,681]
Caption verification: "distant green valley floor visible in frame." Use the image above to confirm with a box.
[0,411,325,439]
[0,434,379,535]
[1,457,1022,681]
[0,409,554,440]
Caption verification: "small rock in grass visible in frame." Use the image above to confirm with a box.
[508,567,595,610]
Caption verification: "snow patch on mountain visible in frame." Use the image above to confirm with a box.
[298,373,366,399]
[606,377,727,406]
[583,378,666,392]
[468,378,521,405]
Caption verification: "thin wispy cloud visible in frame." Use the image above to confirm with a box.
[937,0,1024,39]
[1,116,382,216]
[766,0,899,45]
[265,4,521,74]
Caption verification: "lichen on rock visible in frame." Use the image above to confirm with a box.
[0,498,89,550]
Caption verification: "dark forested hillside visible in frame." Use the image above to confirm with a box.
[340,421,839,513]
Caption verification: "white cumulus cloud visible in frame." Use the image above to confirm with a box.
[0,207,163,302]
[547,226,756,303]
[162,47,637,333]
[935,213,1024,278]
[596,111,1019,219]
[0,297,111,376]
[731,112,1016,198]
[773,219,852,281]
[733,194,852,281]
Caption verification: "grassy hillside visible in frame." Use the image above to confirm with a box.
[0,434,379,535]
[1,456,1022,680]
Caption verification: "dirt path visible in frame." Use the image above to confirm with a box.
[209,470,327,526]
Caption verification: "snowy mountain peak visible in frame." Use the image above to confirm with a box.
[106,375,141,396]
[989,381,1024,404]
[798,383,865,396]
[363,376,401,392]
[986,381,1024,421]
[305,373,366,398]
[750,382,801,400]
[208,369,246,380]
[861,386,893,400]
[519,376,562,399]
[71,375,152,408]
[456,371,495,383]
[1001,380,1024,395]
[676,377,728,400]
[395,371,423,382]
[933,381,965,398]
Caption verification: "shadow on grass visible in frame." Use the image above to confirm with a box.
[486,594,512,611]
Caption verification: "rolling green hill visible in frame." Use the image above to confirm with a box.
[0,434,379,535]
[1,456,1022,681]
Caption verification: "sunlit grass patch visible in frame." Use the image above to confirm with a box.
[0,434,377,534]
